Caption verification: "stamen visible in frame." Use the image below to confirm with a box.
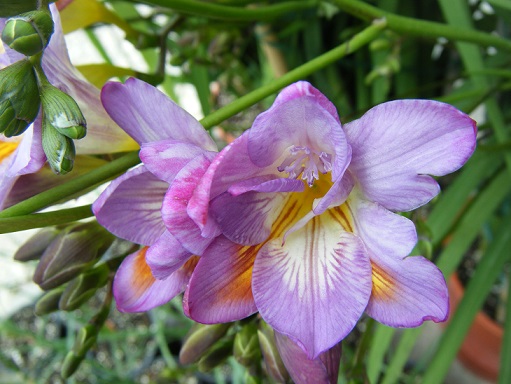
[277,145,333,186]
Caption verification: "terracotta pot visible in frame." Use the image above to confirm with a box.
[448,273,503,382]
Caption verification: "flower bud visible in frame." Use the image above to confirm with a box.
[1,10,54,56]
[40,84,87,140]
[34,286,65,316]
[179,323,231,364]
[0,59,40,136]
[197,339,234,372]
[33,221,115,290]
[72,324,99,357]
[14,227,61,262]
[41,118,76,175]
[233,324,260,367]
[59,264,110,311]
[60,351,83,379]
[257,322,289,383]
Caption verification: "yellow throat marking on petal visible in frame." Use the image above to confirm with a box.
[0,140,19,163]
[132,247,156,297]
[371,262,395,301]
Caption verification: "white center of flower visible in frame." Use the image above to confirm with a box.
[278,145,332,186]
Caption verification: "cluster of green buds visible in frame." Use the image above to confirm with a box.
[179,317,290,383]
[1,5,87,174]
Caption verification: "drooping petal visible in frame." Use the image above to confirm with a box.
[93,166,167,245]
[113,247,198,312]
[145,230,192,280]
[140,140,211,183]
[162,153,219,255]
[42,6,138,154]
[247,82,348,171]
[253,208,372,358]
[366,254,449,327]
[348,193,448,326]
[100,78,216,150]
[5,121,46,178]
[275,332,342,384]
[344,100,477,211]
[184,236,257,323]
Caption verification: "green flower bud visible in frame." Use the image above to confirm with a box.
[41,119,76,175]
[197,339,234,372]
[0,59,40,136]
[34,286,65,316]
[257,322,289,383]
[2,11,54,56]
[33,222,115,290]
[72,324,99,357]
[40,84,87,140]
[14,227,61,262]
[59,264,110,311]
[179,323,232,365]
[60,351,83,379]
[233,324,261,367]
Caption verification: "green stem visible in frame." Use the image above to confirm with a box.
[127,0,316,21]
[201,20,386,128]
[0,205,93,234]
[330,0,511,52]
[0,151,140,219]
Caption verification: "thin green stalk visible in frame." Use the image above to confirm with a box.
[201,20,387,129]
[330,0,511,52]
[0,151,140,219]
[0,205,93,234]
[499,269,511,384]
[127,0,316,21]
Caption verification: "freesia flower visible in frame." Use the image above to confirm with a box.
[0,4,137,210]
[93,77,218,312]
[174,82,476,377]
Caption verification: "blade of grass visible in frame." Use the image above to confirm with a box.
[499,269,511,384]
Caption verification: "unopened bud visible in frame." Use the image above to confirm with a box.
[197,339,234,372]
[14,227,61,262]
[179,323,231,364]
[59,264,109,311]
[257,322,289,383]
[40,84,87,140]
[233,324,260,367]
[34,286,65,316]
[60,351,83,379]
[72,324,99,357]
[0,59,40,136]
[41,118,75,175]
[33,222,115,290]
[2,10,54,56]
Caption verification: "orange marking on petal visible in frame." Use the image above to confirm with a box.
[327,205,354,233]
[371,262,396,301]
[0,140,19,163]
[131,247,156,298]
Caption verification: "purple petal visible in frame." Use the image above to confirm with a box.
[93,166,167,245]
[247,83,349,174]
[228,175,304,196]
[162,153,218,255]
[345,100,477,211]
[5,122,46,178]
[113,247,198,312]
[184,236,257,323]
[101,78,216,150]
[253,207,372,358]
[275,332,342,384]
[145,230,192,279]
[140,140,212,183]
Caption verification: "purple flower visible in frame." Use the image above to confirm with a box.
[177,82,476,364]
[92,77,217,312]
[0,5,137,210]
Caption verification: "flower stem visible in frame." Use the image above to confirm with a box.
[0,205,93,234]
[125,0,316,21]
[0,151,140,218]
[201,20,387,129]
[330,0,511,52]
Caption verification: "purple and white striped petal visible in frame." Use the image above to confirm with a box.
[184,236,258,323]
[344,100,477,211]
[275,332,341,384]
[145,230,192,280]
[253,207,372,358]
[93,166,167,245]
[101,78,216,149]
[113,247,198,312]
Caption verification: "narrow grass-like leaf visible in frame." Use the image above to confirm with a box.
[499,270,511,384]
[367,324,395,383]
